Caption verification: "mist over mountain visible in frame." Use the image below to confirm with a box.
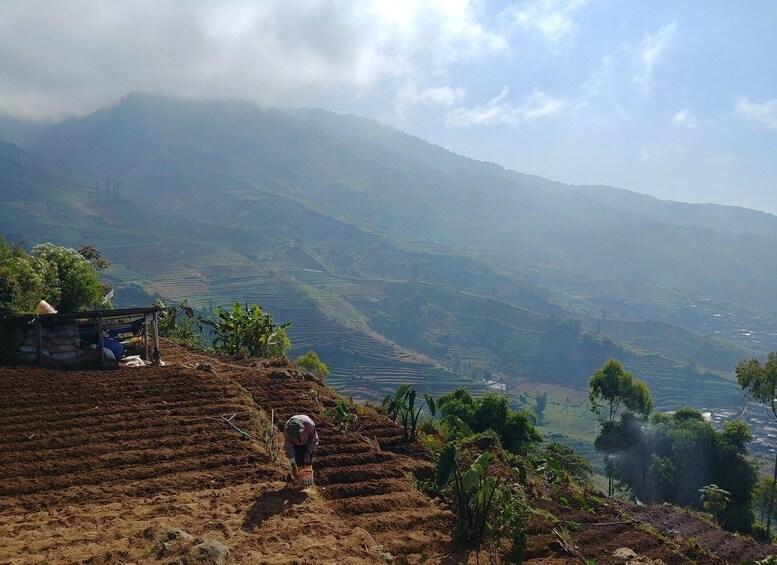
[2,93,775,412]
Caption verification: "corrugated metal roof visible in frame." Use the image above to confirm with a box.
[2,306,166,322]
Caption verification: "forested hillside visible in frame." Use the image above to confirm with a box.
[2,94,775,417]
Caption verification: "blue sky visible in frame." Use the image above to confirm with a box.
[1,1,776,213]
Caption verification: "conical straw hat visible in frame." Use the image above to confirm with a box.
[34,300,57,314]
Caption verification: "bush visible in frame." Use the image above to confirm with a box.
[296,350,329,377]
[198,302,290,358]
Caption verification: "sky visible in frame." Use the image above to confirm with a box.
[1,1,776,214]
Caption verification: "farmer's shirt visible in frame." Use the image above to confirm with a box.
[283,414,319,460]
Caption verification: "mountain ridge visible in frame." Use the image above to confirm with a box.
[1,93,773,418]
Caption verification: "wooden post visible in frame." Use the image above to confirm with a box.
[144,313,150,361]
[97,314,104,366]
[152,310,161,365]
[35,317,43,364]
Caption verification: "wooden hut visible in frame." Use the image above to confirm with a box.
[0,306,165,367]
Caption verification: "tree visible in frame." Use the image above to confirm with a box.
[736,352,777,536]
[296,350,329,377]
[32,243,106,312]
[438,388,541,455]
[0,238,59,314]
[589,359,653,423]
[534,392,548,424]
[475,393,509,433]
[78,243,110,271]
[753,477,777,524]
[716,420,757,533]
[589,359,653,496]
[607,411,757,534]
[0,239,108,314]
[438,388,476,428]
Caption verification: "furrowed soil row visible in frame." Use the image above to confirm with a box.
[4,423,254,459]
[0,401,252,437]
[2,346,460,562]
[0,365,277,508]
[2,442,259,481]
[0,451,262,498]
[3,421,241,453]
[226,363,456,561]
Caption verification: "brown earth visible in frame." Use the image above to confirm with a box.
[1,341,776,564]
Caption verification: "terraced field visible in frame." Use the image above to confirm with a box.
[0,344,471,563]
[175,345,465,561]
[3,343,775,564]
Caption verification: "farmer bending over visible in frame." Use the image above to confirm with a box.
[283,414,319,482]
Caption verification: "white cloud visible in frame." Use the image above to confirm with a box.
[447,87,565,126]
[639,145,655,161]
[394,83,467,123]
[0,0,509,119]
[633,21,677,92]
[398,84,467,108]
[638,143,684,162]
[505,0,588,43]
[673,108,696,128]
[581,20,677,110]
[736,97,777,131]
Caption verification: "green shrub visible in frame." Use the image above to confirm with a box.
[198,302,290,358]
[296,350,329,377]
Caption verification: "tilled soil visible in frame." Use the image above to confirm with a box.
[0,343,472,564]
[3,342,777,564]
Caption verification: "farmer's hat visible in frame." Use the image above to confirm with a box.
[286,418,304,436]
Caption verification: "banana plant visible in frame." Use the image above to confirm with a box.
[198,302,290,358]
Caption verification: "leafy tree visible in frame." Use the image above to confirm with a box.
[296,350,329,377]
[611,411,756,534]
[716,420,757,533]
[78,243,110,271]
[534,392,548,424]
[589,359,653,423]
[438,388,476,428]
[32,243,106,312]
[503,410,542,455]
[0,239,110,314]
[736,352,777,536]
[588,359,652,496]
[438,388,541,455]
[198,302,291,359]
[0,239,59,314]
[753,477,777,524]
[475,393,509,433]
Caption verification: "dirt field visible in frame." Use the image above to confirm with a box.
[2,342,777,564]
